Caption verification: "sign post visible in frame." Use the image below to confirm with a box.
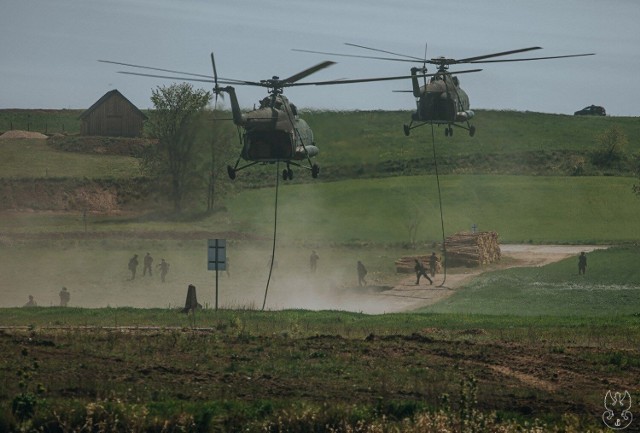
[207,239,226,310]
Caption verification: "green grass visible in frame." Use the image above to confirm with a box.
[226,175,640,244]
[2,307,639,345]
[3,174,640,244]
[0,109,84,135]
[420,246,640,316]
[0,139,140,179]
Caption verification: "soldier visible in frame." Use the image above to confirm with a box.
[310,250,319,273]
[143,252,153,277]
[59,286,70,307]
[429,252,440,277]
[128,254,139,280]
[357,260,367,287]
[157,258,170,283]
[578,252,587,275]
[414,258,433,285]
[23,295,37,307]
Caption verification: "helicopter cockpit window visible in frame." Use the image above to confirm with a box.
[290,103,298,116]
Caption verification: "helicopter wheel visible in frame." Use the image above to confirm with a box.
[403,124,411,137]
[311,163,319,179]
[445,128,450,137]
[227,165,236,180]
[469,126,476,137]
[282,169,289,181]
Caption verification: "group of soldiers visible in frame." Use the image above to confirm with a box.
[128,253,170,282]
[23,286,71,308]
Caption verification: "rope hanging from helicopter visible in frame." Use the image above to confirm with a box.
[261,160,280,311]
[430,122,448,287]
[261,96,313,310]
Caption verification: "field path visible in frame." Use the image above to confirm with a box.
[365,244,607,313]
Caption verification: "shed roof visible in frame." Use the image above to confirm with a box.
[79,89,148,120]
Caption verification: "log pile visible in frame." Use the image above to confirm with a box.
[395,255,434,274]
[445,231,501,267]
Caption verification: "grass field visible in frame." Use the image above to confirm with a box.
[3,174,640,244]
[0,139,140,179]
[1,109,639,432]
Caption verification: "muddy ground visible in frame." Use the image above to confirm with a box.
[1,244,633,429]
[1,317,636,426]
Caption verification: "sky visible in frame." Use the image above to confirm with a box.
[2,0,639,116]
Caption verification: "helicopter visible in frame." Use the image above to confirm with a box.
[294,44,594,137]
[100,54,439,180]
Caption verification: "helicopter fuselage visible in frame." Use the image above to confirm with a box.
[223,86,319,163]
[411,72,474,124]
[242,115,318,162]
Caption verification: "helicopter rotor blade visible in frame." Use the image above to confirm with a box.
[210,52,223,106]
[289,69,482,87]
[292,48,418,63]
[455,46,542,63]
[100,59,257,86]
[282,60,336,84]
[422,42,428,86]
[470,53,595,63]
[211,53,219,88]
[116,71,262,87]
[344,42,425,61]
[99,59,216,80]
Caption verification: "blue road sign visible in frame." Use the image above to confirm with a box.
[208,239,226,271]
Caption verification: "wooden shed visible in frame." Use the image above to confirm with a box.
[80,90,147,137]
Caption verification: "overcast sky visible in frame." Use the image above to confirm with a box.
[2,0,638,116]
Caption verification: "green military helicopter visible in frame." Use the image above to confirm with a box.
[294,43,594,137]
[101,54,438,180]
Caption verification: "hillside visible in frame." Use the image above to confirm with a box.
[1,108,639,218]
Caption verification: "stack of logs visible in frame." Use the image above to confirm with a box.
[395,254,436,274]
[445,231,501,267]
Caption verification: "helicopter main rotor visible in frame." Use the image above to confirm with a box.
[293,43,594,75]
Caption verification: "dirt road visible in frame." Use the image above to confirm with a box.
[359,244,608,314]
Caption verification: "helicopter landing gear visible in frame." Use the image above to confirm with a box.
[469,125,476,137]
[227,165,236,180]
[445,126,454,137]
[312,163,320,179]
[403,124,411,137]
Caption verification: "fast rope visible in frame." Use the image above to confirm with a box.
[261,161,280,310]
[430,123,448,287]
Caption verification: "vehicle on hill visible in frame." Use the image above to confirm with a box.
[574,104,606,116]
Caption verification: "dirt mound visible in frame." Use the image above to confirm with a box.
[0,130,48,139]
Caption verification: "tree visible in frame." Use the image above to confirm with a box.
[204,109,236,212]
[591,125,629,169]
[145,83,211,212]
